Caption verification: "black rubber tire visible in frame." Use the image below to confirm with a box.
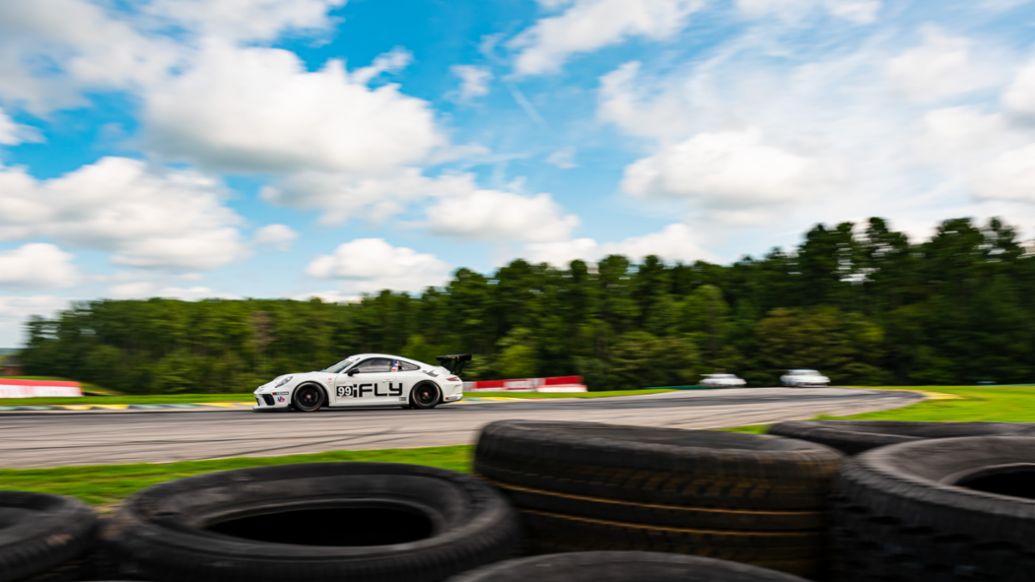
[474,421,843,577]
[768,420,1035,454]
[291,383,325,412]
[517,511,820,577]
[831,436,1035,582]
[410,382,441,410]
[0,491,98,582]
[447,551,811,581]
[106,462,522,582]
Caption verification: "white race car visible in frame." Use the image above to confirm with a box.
[780,369,830,387]
[253,353,470,412]
[699,373,746,387]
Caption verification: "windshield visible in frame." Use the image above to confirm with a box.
[323,356,359,373]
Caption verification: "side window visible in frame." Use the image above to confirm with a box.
[399,361,419,372]
[355,358,391,373]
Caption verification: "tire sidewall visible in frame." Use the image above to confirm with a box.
[291,384,325,412]
[410,382,441,409]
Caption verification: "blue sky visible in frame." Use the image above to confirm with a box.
[1,0,1034,346]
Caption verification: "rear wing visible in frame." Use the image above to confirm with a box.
[436,353,472,376]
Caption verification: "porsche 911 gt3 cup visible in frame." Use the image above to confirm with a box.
[253,353,470,412]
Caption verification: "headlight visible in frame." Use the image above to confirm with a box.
[275,375,293,388]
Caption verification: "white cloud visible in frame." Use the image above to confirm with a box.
[736,0,881,24]
[0,295,71,345]
[144,43,444,174]
[0,108,39,145]
[970,144,1035,203]
[0,1,180,112]
[509,0,704,76]
[451,65,492,101]
[143,0,346,42]
[292,290,361,304]
[0,244,80,288]
[596,28,1035,255]
[526,224,715,265]
[622,129,817,211]
[887,27,1001,103]
[254,224,298,251]
[0,157,245,270]
[260,168,453,225]
[108,282,241,301]
[353,47,413,84]
[423,186,579,242]
[1004,56,1035,117]
[546,146,577,169]
[307,239,452,294]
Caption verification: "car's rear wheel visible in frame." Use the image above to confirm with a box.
[292,384,324,412]
[410,382,441,410]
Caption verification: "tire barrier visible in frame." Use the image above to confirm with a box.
[447,551,811,581]
[105,462,522,582]
[0,492,98,582]
[473,420,844,578]
[831,436,1035,581]
[768,420,1035,454]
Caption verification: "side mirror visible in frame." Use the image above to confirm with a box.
[347,368,359,376]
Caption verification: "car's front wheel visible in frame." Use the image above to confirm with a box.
[292,384,325,412]
[410,382,441,410]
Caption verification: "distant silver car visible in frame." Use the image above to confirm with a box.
[699,373,746,387]
[780,369,830,387]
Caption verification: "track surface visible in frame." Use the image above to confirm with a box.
[0,388,920,468]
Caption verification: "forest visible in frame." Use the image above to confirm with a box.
[19,217,1035,393]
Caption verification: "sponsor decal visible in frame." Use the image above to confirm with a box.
[277,396,286,402]
[336,382,404,398]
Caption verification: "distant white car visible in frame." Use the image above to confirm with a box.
[700,373,746,388]
[253,353,470,412]
[781,369,830,387]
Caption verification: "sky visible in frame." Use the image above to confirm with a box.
[1,0,1035,346]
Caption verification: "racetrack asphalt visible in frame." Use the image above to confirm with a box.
[0,388,921,468]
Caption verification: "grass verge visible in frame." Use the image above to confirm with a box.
[721,385,1035,434]
[0,445,472,508]
[831,385,1035,422]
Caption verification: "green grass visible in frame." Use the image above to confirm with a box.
[0,445,472,508]
[834,385,1035,422]
[468,389,675,399]
[720,385,1035,434]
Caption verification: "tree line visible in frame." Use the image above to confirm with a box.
[20,217,1035,393]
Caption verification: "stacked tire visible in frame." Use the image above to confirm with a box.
[768,420,1035,454]
[474,420,844,578]
[103,462,522,582]
[448,551,811,581]
[831,436,1035,581]
[0,492,97,582]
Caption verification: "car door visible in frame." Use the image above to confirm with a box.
[333,358,395,406]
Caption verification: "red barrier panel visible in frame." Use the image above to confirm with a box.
[464,376,586,393]
[0,378,83,398]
